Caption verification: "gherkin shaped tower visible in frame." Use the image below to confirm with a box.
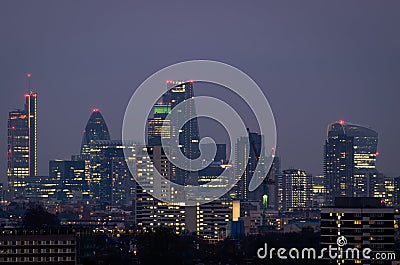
[80,108,111,154]
[80,109,111,184]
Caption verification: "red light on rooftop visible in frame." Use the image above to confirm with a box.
[166,80,172,84]
[92,108,99,112]
[24,94,30,98]
[32,93,37,97]
[27,73,31,78]
[188,80,194,83]
[11,126,16,130]
[375,151,380,156]
[339,119,345,125]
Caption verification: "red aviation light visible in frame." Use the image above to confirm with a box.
[339,120,345,125]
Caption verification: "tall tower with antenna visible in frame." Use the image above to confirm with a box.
[7,74,37,198]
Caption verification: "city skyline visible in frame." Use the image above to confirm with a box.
[1,87,395,188]
[1,2,399,264]
[1,1,400,181]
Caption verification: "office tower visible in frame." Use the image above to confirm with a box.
[196,200,232,240]
[79,108,110,192]
[49,160,89,201]
[80,109,111,154]
[7,92,37,198]
[198,162,234,201]
[369,173,395,206]
[353,169,376,198]
[321,197,395,264]
[352,169,395,206]
[162,80,200,185]
[324,121,378,205]
[135,145,186,234]
[88,140,135,206]
[383,176,395,206]
[147,103,171,146]
[276,169,313,211]
[234,130,265,201]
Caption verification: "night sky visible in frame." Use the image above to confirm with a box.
[1,1,399,184]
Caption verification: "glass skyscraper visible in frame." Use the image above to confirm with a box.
[324,120,378,205]
[88,140,136,206]
[7,92,37,198]
[234,130,265,201]
[80,108,111,183]
[147,80,200,186]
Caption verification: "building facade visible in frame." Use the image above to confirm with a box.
[0,229,76,264]
[321,197,395,264]
[276,169,313,211]
[49,160,89,201]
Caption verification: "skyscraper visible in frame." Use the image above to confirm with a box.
[263,156,280,211]
[147,103,171,146]
[7,92,37,198]
[80,108,111,155]
[88,140,136,206]
[234,129,265,201]
[324,121,378,205]
[152,80,200,186]
[80,108,111,182]
[276,169,313,211]
[135,145,186,234]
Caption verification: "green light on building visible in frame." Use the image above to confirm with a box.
[154,105,171,114]
[262,194,268,208]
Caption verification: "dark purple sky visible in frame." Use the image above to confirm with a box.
[1,1,399,183]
